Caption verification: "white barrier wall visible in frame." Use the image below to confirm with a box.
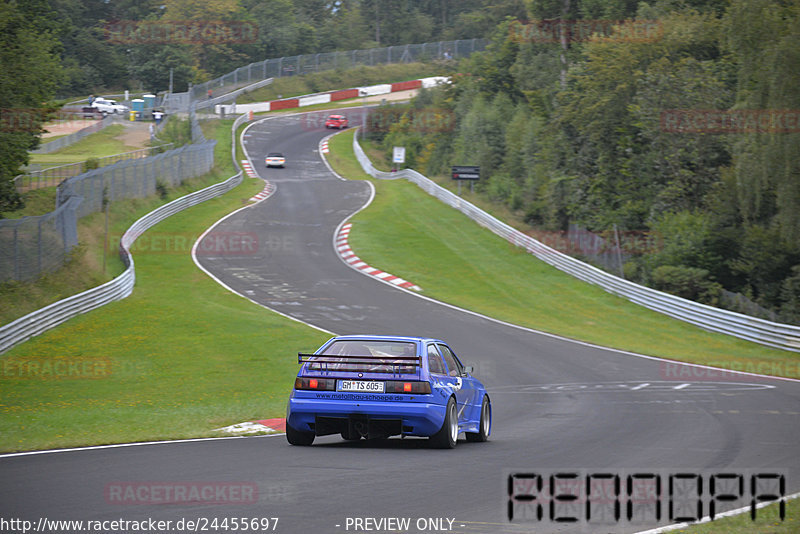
[299,94,332,107]
[357,84,393,96]
[420,76,449,88]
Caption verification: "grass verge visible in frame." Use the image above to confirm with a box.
[29,123,153,166]
[237,62,450,104]
[327,128,800,378]
[676,497,798,533]
[3,120,227,325]
[2,187,59,220]
[0,121,328,453]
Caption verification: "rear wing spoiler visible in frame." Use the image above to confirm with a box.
[297,353,422,372]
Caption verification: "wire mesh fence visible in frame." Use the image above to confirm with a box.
[56,140,215,220]
[15,144,174,192]
[0,197,82,283]
[1,141,215,283]
[32,115,121,154]
[190,39,486,103]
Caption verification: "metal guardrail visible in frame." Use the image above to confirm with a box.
[352,134,800,353]
[0,167,243,354]
[190,39,486,103]
[195,78,275,112]
[151,39,485,114]
[0,111,249,354]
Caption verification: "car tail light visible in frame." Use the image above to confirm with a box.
[385,381,431,394]
[294,377,336,391]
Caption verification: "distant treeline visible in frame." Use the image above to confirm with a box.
[0,0,523,215]
[46,0,527,97]
[369,0,800,324]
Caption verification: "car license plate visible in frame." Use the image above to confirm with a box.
[338,380,384,393]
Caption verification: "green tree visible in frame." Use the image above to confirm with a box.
[651,265,722,306]
[724,0,800,249]
[0,0,63,215]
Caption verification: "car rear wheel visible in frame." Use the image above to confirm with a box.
[465,395,490,442]
[286,423,315,446]
[430,397,458,449]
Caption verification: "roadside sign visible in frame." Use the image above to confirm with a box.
[393,146,406,164]
[452,165,480,180]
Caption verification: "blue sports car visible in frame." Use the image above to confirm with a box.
[286,335,491,448]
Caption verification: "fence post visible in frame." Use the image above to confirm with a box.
[13,225,20,281]
[37,218,43,276]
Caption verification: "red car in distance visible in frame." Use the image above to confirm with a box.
[325,114,348,129]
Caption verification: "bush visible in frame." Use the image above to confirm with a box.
[155,180,168,200]
[651,265,722,306]
[82,158,100,172]
[779,265,800,324]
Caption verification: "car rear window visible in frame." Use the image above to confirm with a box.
[310,340,418,372]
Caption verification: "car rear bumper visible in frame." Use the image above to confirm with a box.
[287,393,446,437]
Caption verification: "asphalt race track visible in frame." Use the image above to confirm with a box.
[2,109,799,534]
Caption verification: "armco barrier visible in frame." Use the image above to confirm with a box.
[0,116,250,355]
[352,134,800,353]
[191,38,486,103]
[215,76,449,116]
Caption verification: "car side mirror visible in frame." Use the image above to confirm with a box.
[464,366,473,374]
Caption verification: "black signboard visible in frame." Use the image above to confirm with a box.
[451,165,480,180]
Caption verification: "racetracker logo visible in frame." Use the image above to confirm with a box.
[365,107,456,133]
[104,20,258,45]
[509,19,663,44]
[660,361,799,382]
[1,356,113,380]
[516,228,661,256]
[660,109,800,133]
[0,108,96,133]
[105,482,258,505]
[120,231,263,256]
